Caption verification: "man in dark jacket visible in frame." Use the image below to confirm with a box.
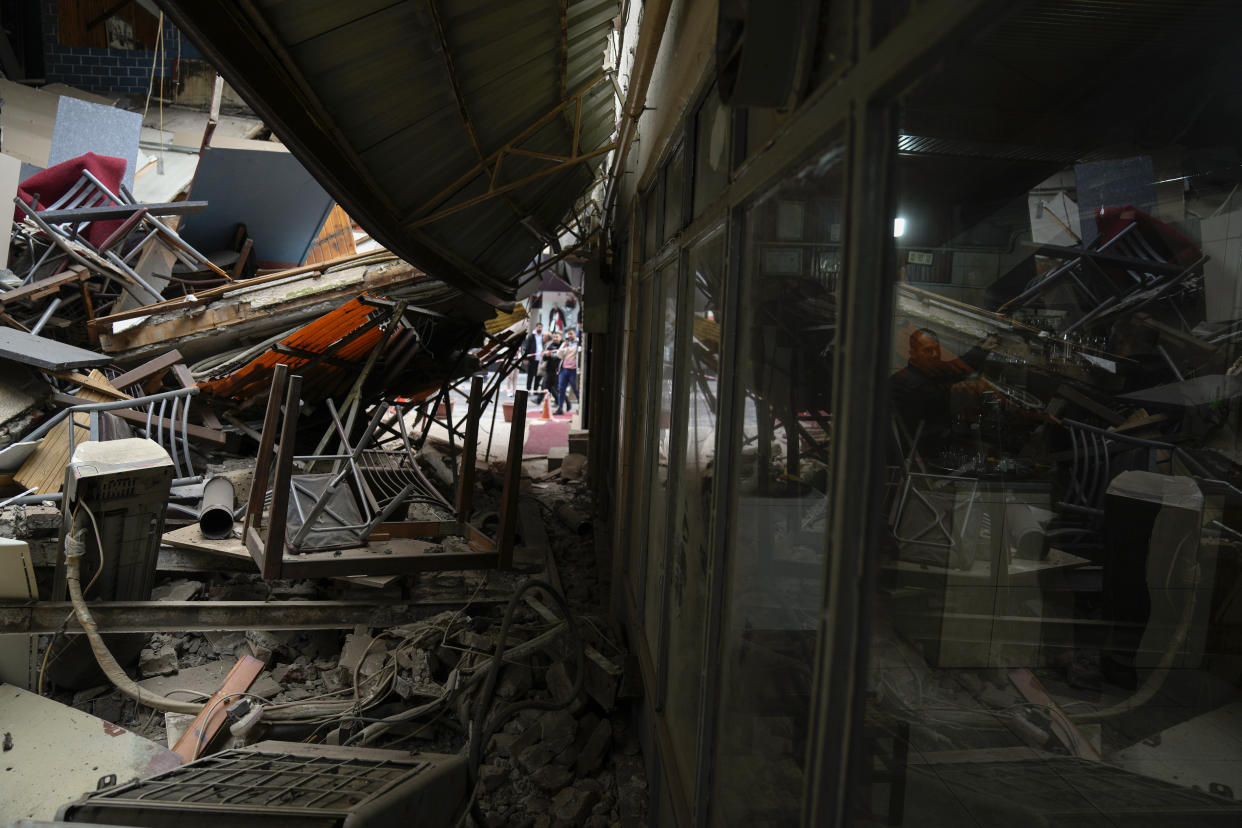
[891,327,997,456]
[523,323,543,390]
[541,331,563,402]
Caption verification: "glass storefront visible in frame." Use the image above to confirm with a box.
[710,142,845,826]
[859,4,1242,824]
[621,4,1242,825]
[664,226,725,785]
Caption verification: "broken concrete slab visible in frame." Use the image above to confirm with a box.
[552,786,600,826]
[576,718,612,776]
[204,630,248,657]
[532,764,574,793]
[547,446,569,471]
[559,453,587,480]
[150,578,203,602]
[137,658,280,701]
[0,683,181,824]
[338,630,374,673]
[539,709,578,754]
[518,743,555,774]
[139,645,179,677]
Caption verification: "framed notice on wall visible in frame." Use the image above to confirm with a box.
[762,247,803,275]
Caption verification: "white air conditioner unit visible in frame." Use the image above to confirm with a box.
[47,439,174,689]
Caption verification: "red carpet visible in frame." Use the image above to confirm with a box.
[523,415,573,455]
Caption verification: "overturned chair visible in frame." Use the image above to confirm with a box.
[242,364,525,578]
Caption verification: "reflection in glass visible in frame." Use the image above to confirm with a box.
[665,227,725,784]
[862,7,1242,825]
[628,276,656,605]
[694,85,729,216]
[644,186,661,261]
[711,144,845,826]
[645,261,680,647]
[665,145,686,241]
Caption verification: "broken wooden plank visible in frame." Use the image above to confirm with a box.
[46,370,132,400]
[172,654,264,762]
[94,249,391,327]
[105,408,228,445]
[170,362,223,430]
[109,349,186,390]
[0,326,111,371]
[97,260,421,356]
[1055,384,1125,426]
[0,267,89,307]
[15,370,120,494]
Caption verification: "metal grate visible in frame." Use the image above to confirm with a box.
[59,742,468,827]
[906,759,1242,825]
[74,743,431,817]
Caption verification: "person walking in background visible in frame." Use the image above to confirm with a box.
[523,322,543,390]
[555,329,579,415]
[541,330,563,407]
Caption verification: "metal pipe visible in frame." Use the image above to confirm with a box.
[602,0,674,217]
[181,394,195,477]
[1061,417,1214,478]
[199,475,236,539]
[2,476,203,506]
[20,387,199,444]
[0,597,508,634]
[554,502,592,536]
[0,487,38,509]
[29,296,62,336]
[166,394,183,479]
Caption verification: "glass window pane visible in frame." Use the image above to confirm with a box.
[745,107,789,163]
[860,7,1242,825]
[644,187,661,261]
[711,140,846,825]
[665,227,726,782]
[627,276,656,605]
[644,260,680,647]
[665,145,686,240]
[695,86,730,216]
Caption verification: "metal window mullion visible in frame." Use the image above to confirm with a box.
[691,204,746,828]
[801,98,897,828]
[632,265,670,620]
[654,245,694,714]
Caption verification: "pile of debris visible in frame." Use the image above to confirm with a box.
[0,79,641,828]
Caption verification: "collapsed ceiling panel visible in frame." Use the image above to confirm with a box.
[158,0,620,305]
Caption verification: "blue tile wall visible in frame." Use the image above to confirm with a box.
[40,0,202,94]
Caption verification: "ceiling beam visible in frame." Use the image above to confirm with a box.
[160,1,514,303]
[421,0,542,242]
[411,142,617,228]
[407,72,612,225]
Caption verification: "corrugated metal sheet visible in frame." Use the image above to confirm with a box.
[161,0,620,305]
[199,294,393,402]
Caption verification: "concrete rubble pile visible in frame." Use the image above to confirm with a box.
[0,81,642,828]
